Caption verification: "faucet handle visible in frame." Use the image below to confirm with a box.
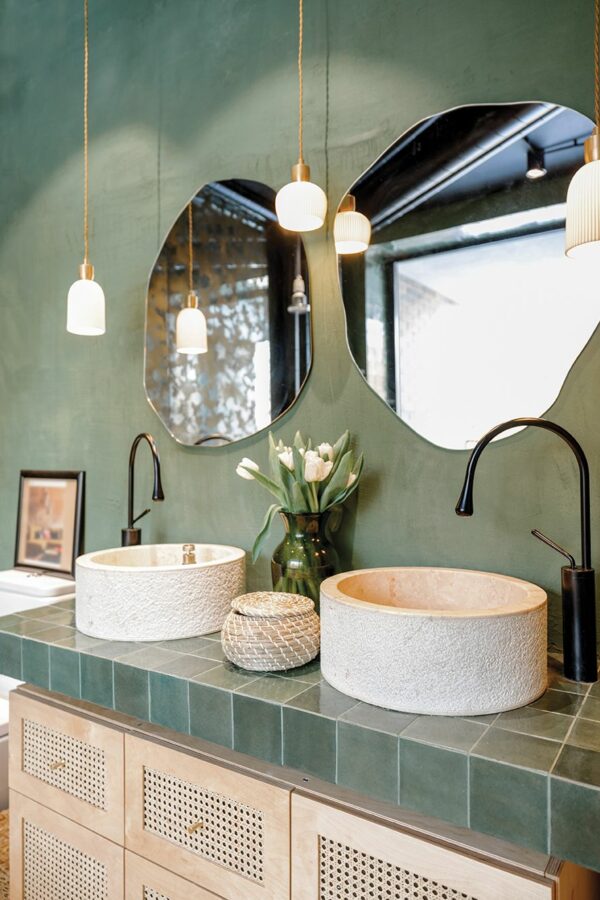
[531,529,576,568]
[182,544,197,565]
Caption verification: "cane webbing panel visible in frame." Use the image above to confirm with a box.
[23,820,108,900]
[144,889,169,900]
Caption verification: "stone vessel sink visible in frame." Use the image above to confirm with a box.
[320,567,547,716]
[76,544,245,642]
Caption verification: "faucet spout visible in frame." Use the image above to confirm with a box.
[122,432,165,547]
[455,416,596,684]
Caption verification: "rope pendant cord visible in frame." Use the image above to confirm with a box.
[298,0,303,163]
[188,202,193,294]
[83,0,89,264]
[595,0,599,130]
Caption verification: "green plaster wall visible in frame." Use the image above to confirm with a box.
[0,0,597,649]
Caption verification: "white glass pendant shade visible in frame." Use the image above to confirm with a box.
[176,294,207,355]
[276,163,327,232]
[66,268,106,335]
[334,208,371,255]
[565,157,600,259]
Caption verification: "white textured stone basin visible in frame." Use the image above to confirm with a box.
[76,544,245,642]
[320,567,547,716]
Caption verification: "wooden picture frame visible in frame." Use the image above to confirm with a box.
[14,470,85,578]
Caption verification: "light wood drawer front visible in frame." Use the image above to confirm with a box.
[9,693,124,843]
[125,735,290,900]
[291,795,553,900]
[125,851,222,899]
[9,790,124,900]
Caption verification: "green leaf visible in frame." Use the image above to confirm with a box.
[329,453,364,506]
[319,450,353,510]
[252,504,282,563]
[290,482,309,513]
[243,467,286,505]
[293,431,305,451]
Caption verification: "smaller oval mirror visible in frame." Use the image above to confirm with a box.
[145,179,312,446]
[338,103,596,449]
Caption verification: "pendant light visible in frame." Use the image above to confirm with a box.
[176,203,207,355]
[275,0,327,233]
[334,194,371,254]
[565,0,600,258]
[67,0,106,336]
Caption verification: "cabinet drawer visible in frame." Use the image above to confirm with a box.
[125,734,290,900]
[291,794,553,900]
[9,790,124,900]
[9,692,124,843]
[125,851,221,899]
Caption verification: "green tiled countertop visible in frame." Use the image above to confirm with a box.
[1,598,600,872]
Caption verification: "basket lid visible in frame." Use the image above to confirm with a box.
[231,591,315,618]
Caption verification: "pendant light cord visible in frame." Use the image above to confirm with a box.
[188,202,193,293]
[298,0,304,163]
[83,0,89,264]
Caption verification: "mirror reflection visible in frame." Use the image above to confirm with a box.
[339,103,596,449]
[146,180,311,446]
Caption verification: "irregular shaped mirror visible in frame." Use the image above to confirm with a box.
[338,103,596,449]
[146,180,311,446]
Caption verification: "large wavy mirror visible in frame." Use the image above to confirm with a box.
[146,180,311,446]
[338,103,596,449]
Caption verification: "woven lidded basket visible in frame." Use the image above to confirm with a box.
[221,592,320,672]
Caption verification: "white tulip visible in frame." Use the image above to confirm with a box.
[304,454,333,483]
[279,449,294,471]
[236,458,259,480]
[317,442,334,460]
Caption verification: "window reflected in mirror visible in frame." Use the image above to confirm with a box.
[339,103,596,449]
[146,180,311,446]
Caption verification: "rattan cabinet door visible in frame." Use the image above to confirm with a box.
[125,851,222,899]
[125,735,290,900]
[291,794,553,900]
[9,790,124,900]
[9,692,124,843]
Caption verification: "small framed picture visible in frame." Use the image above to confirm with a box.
[15,471,85,578]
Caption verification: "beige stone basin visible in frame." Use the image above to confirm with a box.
[320,566,547,716]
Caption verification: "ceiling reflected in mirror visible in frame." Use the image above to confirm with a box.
[338,102,597,450]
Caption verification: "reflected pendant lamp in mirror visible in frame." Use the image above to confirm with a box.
[566,0,600,259]
[176,202,207,355]
[275,0,327,232]
[334,194,371,254]
[67,0,106,336]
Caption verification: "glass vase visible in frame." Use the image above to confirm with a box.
[271,510,340,613]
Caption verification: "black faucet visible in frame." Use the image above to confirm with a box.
[121,433,165,547]
[456,416,597,683]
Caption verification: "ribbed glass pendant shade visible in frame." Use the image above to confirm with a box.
[566,158,600,259]
[334,208,371,255]
[176,294,207,355]
[276,163,327,232]
[66,268,106,336]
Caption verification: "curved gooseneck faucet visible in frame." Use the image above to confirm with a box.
[456,417,597,683]
[122,433,165,547]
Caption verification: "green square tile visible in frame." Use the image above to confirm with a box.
[338,722,398,803]
[553,745,600,789]
[29,625,75,643]
[38,610,75,626]
[54,633,104,651]
[285,682,357,718]
[49,647,80,697]
[579,695,600,722]
[400,741,468,827]
[0,633,22,679]
[194,642,226,662]
[192,663,261,691]
[158,637,215,655]
[237,676,309,704]
[472,728,560,773]
[0,615,24,629]
[202,631,222,641]
[402,716,486,752]
[276,658,321,684]
[494,706,572,741]
[588,680,600,698]
[155,655,219,679]
[114,663,149,720]
[339,703,415,736]
[2,619,50,637]
[19,605,59,619]
[149,673,189,733]
[566,717,600,752]
[530,689,583,716]
[189,682,233,748]
[22,639,49,687]
[283,707,336,782]
[115,646,183,670]
[233,695,282,765]
[470,758,548,852]
[81,655,114,708]
[547,662,590,695]
[551,778,600,870]
[88,640,144,660]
